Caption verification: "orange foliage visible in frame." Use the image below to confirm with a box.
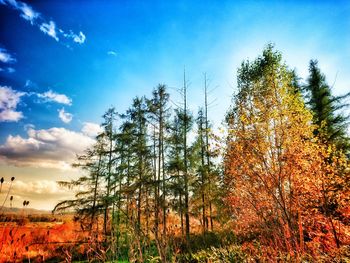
[224,47,350,259]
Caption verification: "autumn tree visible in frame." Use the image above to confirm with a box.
[304,60,350,248]
[225,45,329,253]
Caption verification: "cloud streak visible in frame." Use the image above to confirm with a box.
[39,21,58,41]
[36,90,72,105]
[0,84,73,122]
[0,47,16,63]
[107,50,118,57]
[0,0,86,45]
[0,67,15,73]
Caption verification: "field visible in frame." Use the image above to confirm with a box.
[0,212,207,262]
[0,213,88,262]
[2,211,349,262]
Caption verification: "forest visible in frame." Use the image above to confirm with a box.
[1,45,350,262]
[49,44,350,262]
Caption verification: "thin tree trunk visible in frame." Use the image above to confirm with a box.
[200,113,206,234]
[161,119,166,236]
[91,152,102,233]
[153,126,159,240]
[204,75,213,231]
[104,127,114,238]
[183,69,190,241]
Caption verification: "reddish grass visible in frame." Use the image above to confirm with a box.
[0,215,89,262]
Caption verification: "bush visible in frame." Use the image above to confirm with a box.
[175,245,247,263]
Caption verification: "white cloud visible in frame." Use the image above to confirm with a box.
[1,0,39,24]
[20,2,39,23]
[0,109,23,122]
[39,21,58,41]
[73,32,86,44]
[107,50,118,56]
[62,31,86,44]
[1,0,86,45]
[82,122,103,137]
[0,127,95,169]
[0,86,25,122]
[12,180,68,195]
[0,47,16,63]
[37,90,72,105]
[58,108,73,123]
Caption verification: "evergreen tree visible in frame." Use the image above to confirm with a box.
[167,107,193,238]
[181,71,191,241]
[128,97,152,232]
[147,84,171,239]
[304,60,350,153]
[100,107,118,237]
[53,136,106,233]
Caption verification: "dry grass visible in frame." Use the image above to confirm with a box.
[0,214,89,262]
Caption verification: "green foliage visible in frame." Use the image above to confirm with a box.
[304,59,350,153]
[175,245,247,263]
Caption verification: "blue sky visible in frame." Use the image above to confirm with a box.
[0,0,349,209]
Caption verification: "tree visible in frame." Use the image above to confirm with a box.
[127,97,151,232]
[225,45,325,252]
[167,109,186,237]
[181,71,191,241]
[193,108,207,233]
[304,60,350,153]
[147,84,171,239]
[304,60,350,247]
[100,107,118,237]
[54,136,106,233]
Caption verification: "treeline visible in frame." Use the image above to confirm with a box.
[54,44,350,262]
[54,74,223,261]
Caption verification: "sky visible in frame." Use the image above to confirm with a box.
[0,0,349,210]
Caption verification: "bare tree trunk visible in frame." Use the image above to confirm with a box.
[204,74,213,231]
[153,126,159,240]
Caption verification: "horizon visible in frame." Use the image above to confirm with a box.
[1,0,350,210]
